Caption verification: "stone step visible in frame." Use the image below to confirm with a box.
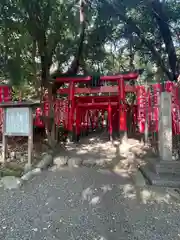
[156,161,180,166]
[140,165,180,188]
[155,161,180,174]
[145,158,180,174]
[156,167,180,174]
[151,174,180,188]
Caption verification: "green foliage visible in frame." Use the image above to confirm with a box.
[0,0,179,95]
[91,73,101,87]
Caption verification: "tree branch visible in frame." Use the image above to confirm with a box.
[110,1,173,80]
[48,0,79,61]
[149,0,178,80]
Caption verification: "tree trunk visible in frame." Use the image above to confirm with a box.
[37,33,57,149]
[32,40,41,98]
[52,0,87,93]
[65,0,86,75]
[150,0,178,80]
[129,34,135,71]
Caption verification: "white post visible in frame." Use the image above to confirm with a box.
[28,108,33,167]
[158,92,172,161]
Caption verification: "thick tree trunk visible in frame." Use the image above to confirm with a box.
[52,0,86,94]
[150,0,178,80]
[37,33,57,149]
[65,0,86,75]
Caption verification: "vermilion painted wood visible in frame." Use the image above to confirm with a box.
[118,78,127,132]
[56,73,138,83]
[77,102,119,108]
[75,95,119,103]
[67,82,75,132]
[108,102,112,137]
[57,85,136,94]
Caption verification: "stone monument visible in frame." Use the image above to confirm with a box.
[141,91,180,187]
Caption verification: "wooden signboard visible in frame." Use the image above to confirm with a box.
[5,107,32,136]
[0,102,39,166]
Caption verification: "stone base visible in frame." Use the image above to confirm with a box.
[155,161,180,174]
[140,159,180,188]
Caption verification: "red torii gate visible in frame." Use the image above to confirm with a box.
[55,72,139,141]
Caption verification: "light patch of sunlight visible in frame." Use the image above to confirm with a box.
[121,184,173,203]
[140,189,151,204]
[94,143,102,147]
[122,184,136,199]
[101,184,112,193]
[89,137,97,143]
[83,146,95,151]
[94,159,105,166]
[97,169,113,175]
[113,169,130,178]
[140,189,172,204]
[76,149,88,155]
[90,196,101,205]
[102,144,116,151]
[105,153,116,159]
[117,172,129,178]
[119,143,131,152]
[82,186,93,201]
[113,140,120,146]
[93,236,107,240]
[66,147,74,151]
[80,144,87,148]
[82,184,113,206]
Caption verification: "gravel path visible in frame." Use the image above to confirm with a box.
[0,167,180,240]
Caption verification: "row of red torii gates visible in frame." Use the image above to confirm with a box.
[0,71,179,141]
[34,71,180,141]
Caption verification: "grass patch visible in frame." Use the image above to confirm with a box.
[0,163,24,178]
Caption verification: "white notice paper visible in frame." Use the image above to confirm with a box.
[5,107,30,136]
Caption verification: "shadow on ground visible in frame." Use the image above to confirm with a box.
[53,131,157,174]
[1,166,180,240]
[49,132,180,206]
